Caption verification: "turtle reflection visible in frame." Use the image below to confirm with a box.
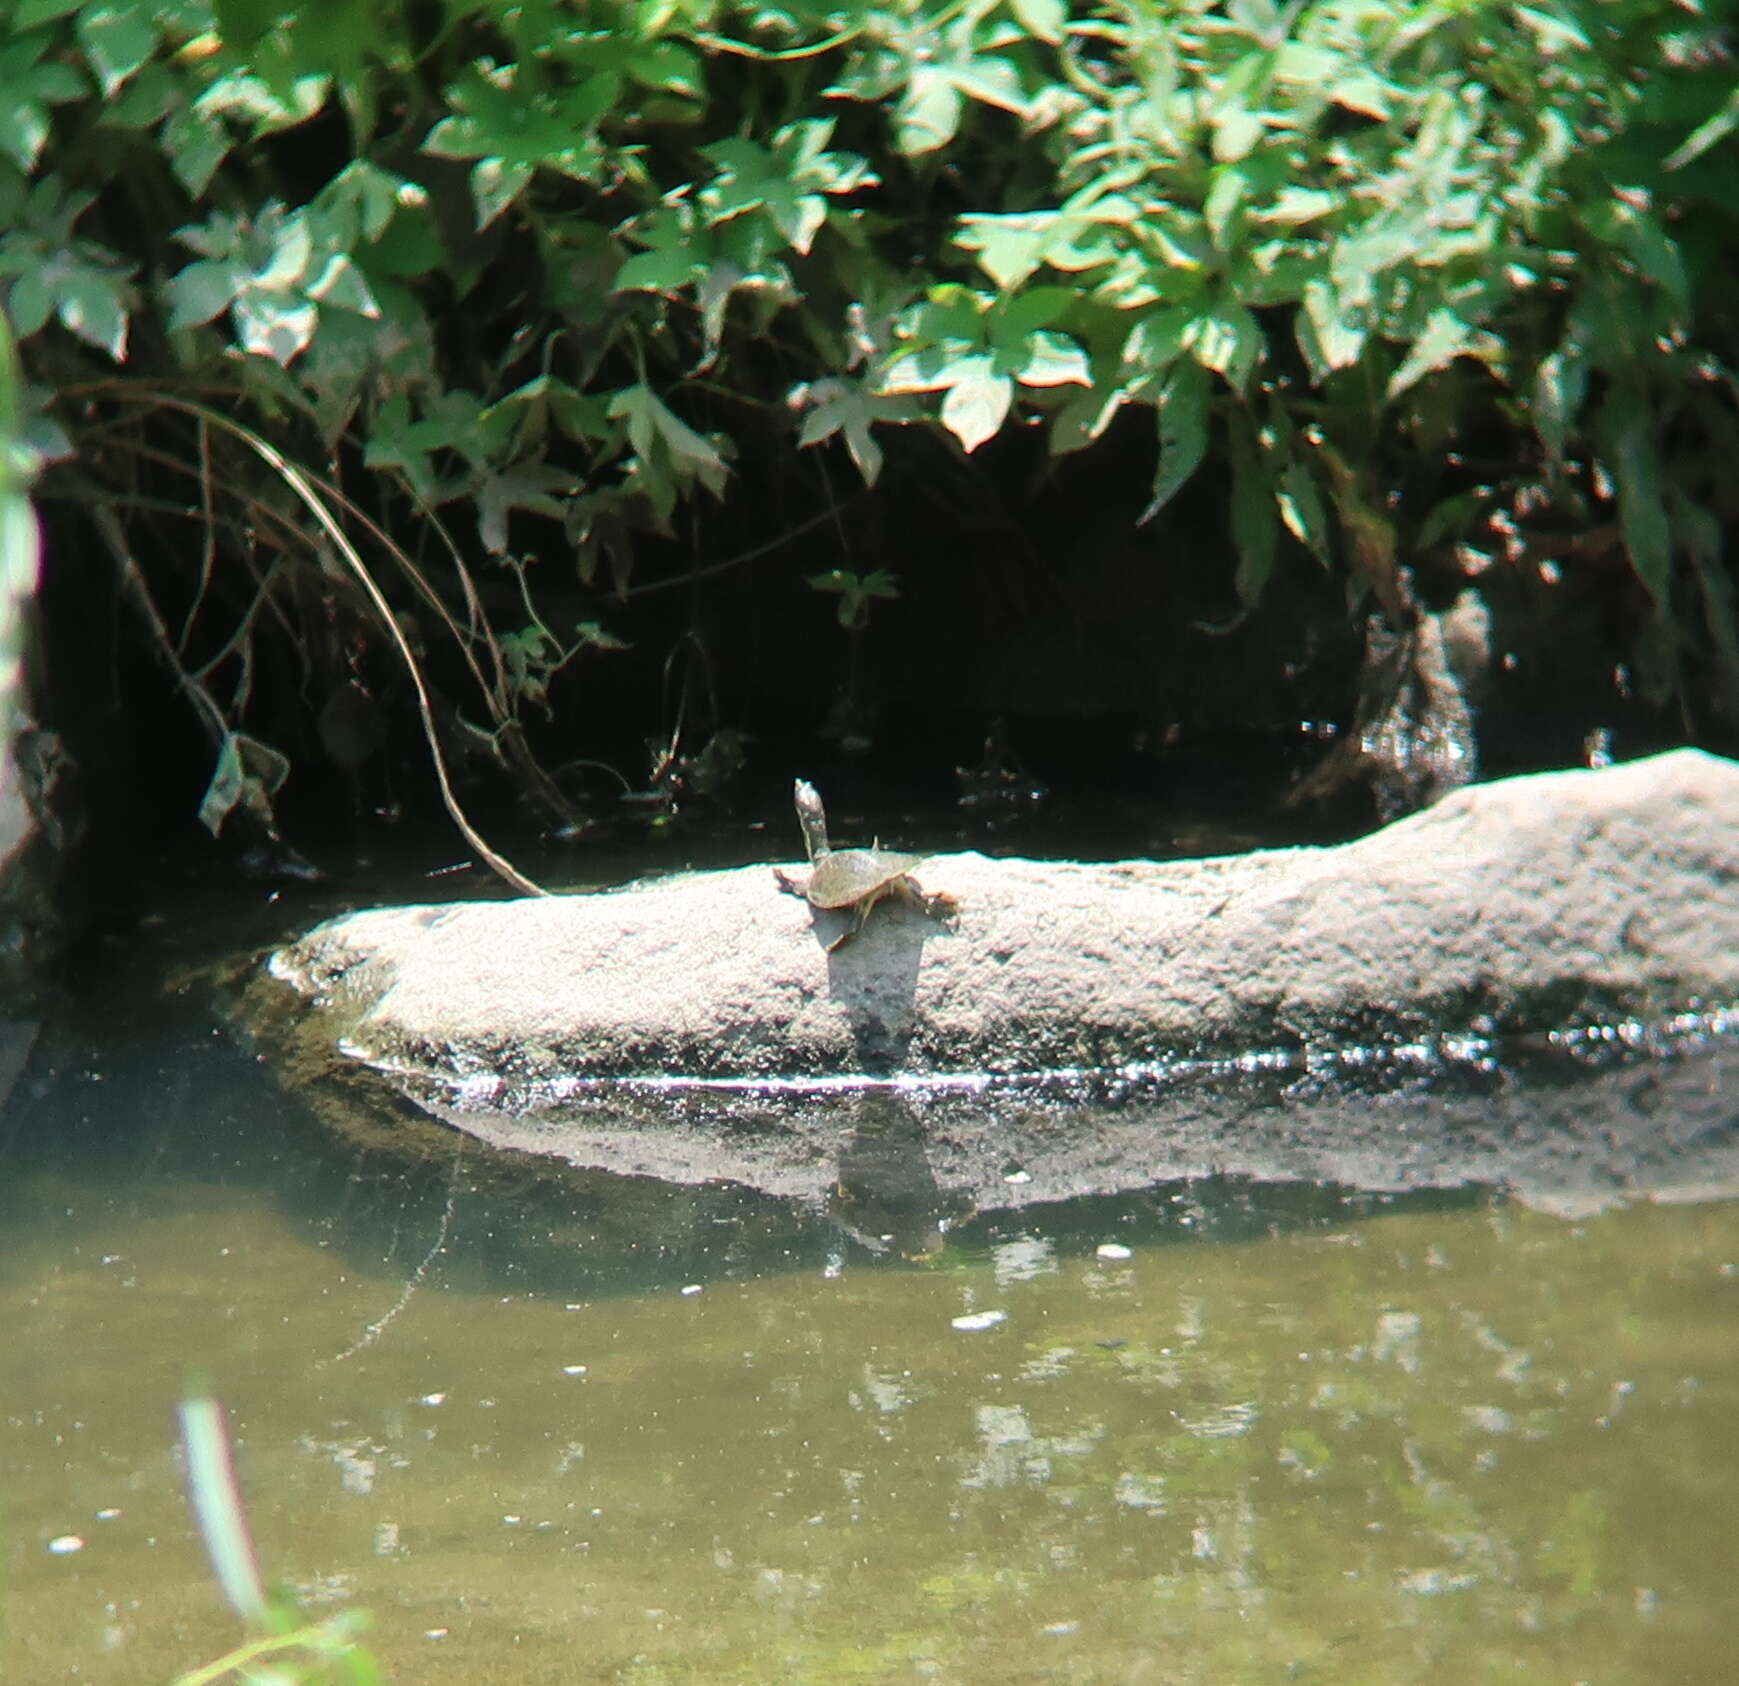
[828,1091,967,1260]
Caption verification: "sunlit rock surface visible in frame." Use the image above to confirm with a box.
[269,749,1739,1090]
[255,748,1739,1209]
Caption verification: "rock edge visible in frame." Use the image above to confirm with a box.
[266,749,1739,1088]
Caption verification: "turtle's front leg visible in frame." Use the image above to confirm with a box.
[772,866,807,898]
[824,899,872,953]
[825,885,888,953]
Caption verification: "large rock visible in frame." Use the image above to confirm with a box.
[266,749,1739,1095]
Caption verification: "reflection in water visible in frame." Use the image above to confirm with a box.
[828,1092,965,1259]
[3,988,1739,1685]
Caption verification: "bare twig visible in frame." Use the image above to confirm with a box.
[175,414,219,657]
[624,499,854,599]
[87,498,230,753]
[97,393,552,897]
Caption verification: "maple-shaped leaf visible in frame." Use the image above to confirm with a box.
[472,457,578,554]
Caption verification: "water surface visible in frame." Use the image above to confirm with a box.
[3,930,1738,1685]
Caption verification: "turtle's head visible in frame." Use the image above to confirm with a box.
[793,778,831,862]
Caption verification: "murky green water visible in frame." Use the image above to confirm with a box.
[5,951,1739,1685]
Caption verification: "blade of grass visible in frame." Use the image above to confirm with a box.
[176,1392,268,1624]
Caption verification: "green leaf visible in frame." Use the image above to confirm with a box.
[294,303,414,444]
[1187,304,1263,391]
[1229,412,1277,604]
[232,289,317,364]
[625,39,702,99]
[1013,331,1090,389]
[1276,458,1332,562]
[1213,108,1264,164]
[950,55,1027,117]
[1047,194,1138,272]
[471,158,534,230]
[1049,381,1125,455]
[1260,187,1337,227]
[915,283,992,346]
[194,66,328,133]
[956,212,1057,292]
[1665,87,1739,171]
[1602,389,1671,606]
[612,243,695,293]
[1331,209,1435,302]
[162,104,232,196]
[1618,212,1688,312]
[990,286,1074,339]
[938,356,1013,453]
[1298,277,1366,376]
[473,458,574,554]
[1141,360,1210,522]
[897,65,963,155]
[607,384,730,495]
[1415,490,1486,554]
[74,3,159,97]
[106,59,176,129]
[1513,5,1590,53]
[699,124,873,257]
[808,567,900,628]
[303,252,380,317]
[1533,342,1587,464]
[0,33,87,171]
[483,375,610,450]
[13,0,84,25]
[614,204,707,295]
[1327,69,1393,120]
[1123,307,1194,383]
[370,204,444,280]
[1203,167,1248,247]
[199,731,289,837]
[1142,215,1215,274]
[419,112,478,160]
[696,260,763,360]
[1231,241,1320,309]
[1273,41,1341,86]
[55,266,130,359]
[879,348,961,396]
[0,185,136,360]
[1009,0,1065,43]
[314,160,413,245]
[249,205,313,289]
[20,382,72,462]
[1387,307,1474,399]
[364,393,442,501]
[792,377,915,486]
[5,270,51,339]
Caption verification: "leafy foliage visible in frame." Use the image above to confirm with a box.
[3,0,1738,824]
[0,309,40,726]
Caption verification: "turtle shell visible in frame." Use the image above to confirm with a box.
[803,848,927,909]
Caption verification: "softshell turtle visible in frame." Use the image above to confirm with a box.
[773,778,957,952]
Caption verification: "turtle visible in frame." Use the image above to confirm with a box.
[773,778,957,952]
